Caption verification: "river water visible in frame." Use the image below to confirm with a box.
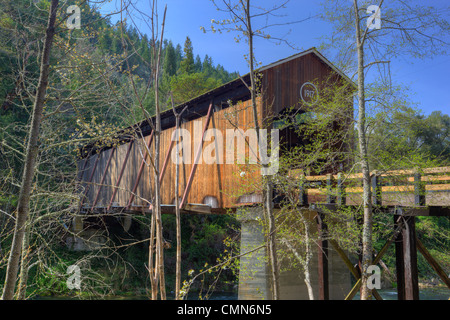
[185,287,449,300]
[34,286,448,300]
[361,287,449,300]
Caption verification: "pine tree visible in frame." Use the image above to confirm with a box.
[163,40,177,77]
[179,36,195,74]
[202,54,213,77]
[195,54,202,73]
[139,34,151,63]
[175,43,183,70]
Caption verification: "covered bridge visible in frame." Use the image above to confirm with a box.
[75,47,356,299]
[77,47,352,215]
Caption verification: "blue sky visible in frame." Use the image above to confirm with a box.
[98,0,449,116]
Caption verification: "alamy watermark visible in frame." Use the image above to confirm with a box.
[33,1,81,29]
[66,264,81,290]
[170,121,279,175]
[66,4,81,30]
[367,265,381,290]
[367,5,381,30]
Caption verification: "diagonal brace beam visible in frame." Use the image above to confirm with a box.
[126,131,154,209]
[341,218,405,300]
[179,100,214,209]
[91,147,116,210]
[107,140,134,211]
[79,153,100,209]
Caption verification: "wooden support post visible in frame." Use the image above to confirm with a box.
[126,131,154,209]
[107,140,134,211]
[394,215,420,300]
[371,171,382,206]
[91,147,116,211]
[414,170,425,206]
[316,212,329,300]
[403,215,420,300]
[179,100,214,209]
[341,220,404,300]
[336,172,346,206]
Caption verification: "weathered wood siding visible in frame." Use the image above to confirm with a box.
[261,52,342,118]
[79,98,264,210]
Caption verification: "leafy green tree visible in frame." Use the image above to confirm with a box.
[418,111,450,163]
[367,108,450,169]
[170,72,221,104]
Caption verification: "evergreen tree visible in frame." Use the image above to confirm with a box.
[195,54,202,73]
[179,36,195,74]
[163,40,177,77]
[202,54,213,77]
[175,43,183,69]
[139,34,151,63]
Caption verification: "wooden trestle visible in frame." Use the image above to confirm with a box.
[300,167,450,300]
[79,166,450,300]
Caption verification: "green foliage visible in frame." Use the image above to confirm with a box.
[162,214,240,292]
[163,40,177,77]
[169,37,238,105]
[368,107,450,170]
[179,37,195,75]
[170,72,222,105]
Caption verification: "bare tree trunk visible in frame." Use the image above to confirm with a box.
[303,220,314,300]
[171,100,187,300]
[264,179,279,299]
[353,0,373,300]
[282,235,314,300]
[244,0,279,300]
[1,0,59,300]
[16,224,30,300]
[149,3,167,300]
[148,212,157,299]
[174,116,181,300]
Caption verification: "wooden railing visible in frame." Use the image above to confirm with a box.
[292,166,450,207]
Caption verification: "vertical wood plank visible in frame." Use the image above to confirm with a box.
[395,215,420,300]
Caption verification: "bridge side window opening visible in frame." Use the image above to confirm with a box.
[273,107,342,176]
[272,108,316,156]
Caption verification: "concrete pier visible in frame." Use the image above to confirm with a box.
[237,206,352,300]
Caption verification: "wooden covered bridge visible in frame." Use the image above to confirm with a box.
[75,48,450,300]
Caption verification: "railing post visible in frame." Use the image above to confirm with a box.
[326,174,335,204]
[371,170,382,206]
[299,176,308,206]
[337,172,346,206]
[414,169,425,206]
